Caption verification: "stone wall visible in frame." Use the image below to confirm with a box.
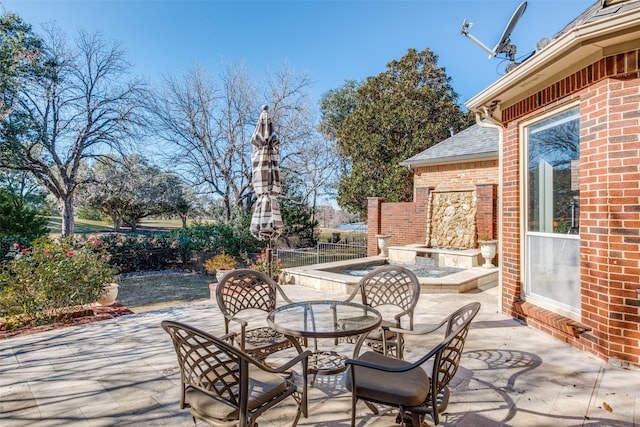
[429,190,476,249]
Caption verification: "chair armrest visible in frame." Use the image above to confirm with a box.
[346,344,440,373]
[386,318,447,336]
[219,332,237,344]
[343,284,362,303]
[275,283,295,304]
[254,349,313,374]
[393,310,412,326]
[226,316,249,329]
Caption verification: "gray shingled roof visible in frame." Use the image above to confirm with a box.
[400,123,498,167]
[552,0,640,39]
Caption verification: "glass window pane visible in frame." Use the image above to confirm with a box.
[526,234,580,313]
[527,108,580,234]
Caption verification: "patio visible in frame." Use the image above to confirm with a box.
[1,285,637,426]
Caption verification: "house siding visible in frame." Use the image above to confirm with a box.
[501,50,640,367]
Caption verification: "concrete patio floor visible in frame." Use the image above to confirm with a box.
[1,284,638,426]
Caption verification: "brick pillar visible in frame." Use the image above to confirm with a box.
[476,184,497,242]
[367,197,383,256]
[415,187,433,246]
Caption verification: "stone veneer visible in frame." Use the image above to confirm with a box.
[429,190,476,249]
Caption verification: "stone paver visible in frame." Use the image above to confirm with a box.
[1,285,638,426]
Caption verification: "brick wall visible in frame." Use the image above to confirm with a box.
[413,160,499,190]
[500,49,640,366]
[367,160,499,256]
[366,188,430,256]
[476,184,498,241]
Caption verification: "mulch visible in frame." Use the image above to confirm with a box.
[0,303,134,340]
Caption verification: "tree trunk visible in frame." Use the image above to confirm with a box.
[61,196,75,237]
[111,215,121,232]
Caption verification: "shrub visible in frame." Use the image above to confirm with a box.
[98,234,179,273]
[0,237,117,328]
[203,253,238,273]
[246,249,282,280]
[0,188,49,249]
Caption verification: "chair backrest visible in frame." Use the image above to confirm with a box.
[216,269,279,316]
[356,265,421,328]
[430,302,481,399]
[161,320,248,409]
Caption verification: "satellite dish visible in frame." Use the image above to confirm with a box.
[461,1,529,72]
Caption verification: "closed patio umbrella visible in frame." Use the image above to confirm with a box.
[250,105,283,278]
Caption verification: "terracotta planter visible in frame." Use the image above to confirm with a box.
[97,282,119,306]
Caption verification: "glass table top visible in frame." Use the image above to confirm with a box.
[267,300,382,339]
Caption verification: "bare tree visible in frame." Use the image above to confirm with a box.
[285,132,339,221]
[151,62,315,220]
[1,27,147,236]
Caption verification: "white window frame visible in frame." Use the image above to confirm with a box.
[519,102,581,321]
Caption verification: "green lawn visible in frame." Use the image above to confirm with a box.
[47,217,186,236]
[47,217,113,235]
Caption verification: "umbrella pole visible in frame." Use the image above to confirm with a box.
[267,239,273,279]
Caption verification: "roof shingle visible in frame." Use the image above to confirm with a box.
[400,123,498,167]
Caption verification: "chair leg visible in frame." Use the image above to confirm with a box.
[351,395,357,427]
[410,412,422,426]
[292,401,302,427]
[364,400,379,414]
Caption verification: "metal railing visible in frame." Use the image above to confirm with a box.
[276,241,368,268]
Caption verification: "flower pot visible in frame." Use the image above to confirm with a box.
[478,240,498,268]
[97,282,119,306]
[376,234,392,257]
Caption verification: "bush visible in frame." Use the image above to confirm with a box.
[246,249,282,280]
[167,219,263,264]
[203,253,238,273]
[0,188,49,246]
[0,237,117,328]
[98,234,179,273]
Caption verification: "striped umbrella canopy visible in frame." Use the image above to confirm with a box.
[250,105,284,244]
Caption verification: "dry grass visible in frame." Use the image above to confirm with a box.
[118,272,213,313]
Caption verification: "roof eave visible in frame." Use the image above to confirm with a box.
[400,151,499,168]
[465,5,640,116]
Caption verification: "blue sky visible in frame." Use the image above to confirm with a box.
[2,0,595,109]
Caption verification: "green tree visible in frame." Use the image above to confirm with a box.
[0,13,41,122]
[319,80,359,142]
[332,48,473,217]
[80,156,191,232]
[0,187,49,242]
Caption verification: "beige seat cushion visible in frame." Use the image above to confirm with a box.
[346,351,429,407]
[185,366,288,422]
[365,319,397,341]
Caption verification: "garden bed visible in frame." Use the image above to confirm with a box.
[0,271,212,339]
[0,303,134,340]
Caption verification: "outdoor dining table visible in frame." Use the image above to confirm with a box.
[267,300,382,379]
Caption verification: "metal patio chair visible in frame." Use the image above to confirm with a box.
[342,265,421,359]
[161,320,311,427]
[345,301,481,426]
[216,269,300,363]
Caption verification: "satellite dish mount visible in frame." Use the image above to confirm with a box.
[461,1,528,72]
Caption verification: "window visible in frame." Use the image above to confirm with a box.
[524,107,580,315]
